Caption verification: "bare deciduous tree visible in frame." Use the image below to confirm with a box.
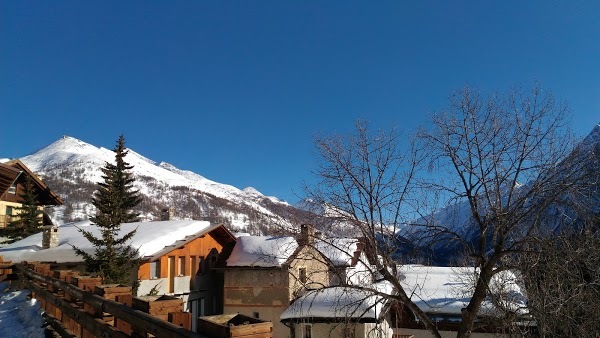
[518,226,600,337]
[417,85,593,337]
[305,85,596,338]
[305,120,445,337]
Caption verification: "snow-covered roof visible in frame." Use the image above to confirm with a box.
[226,235,298,267]
[232,232,251,238]
[399,265,527,316]
[280,286,389,323]
[0,220,220,263]
[314,237,358,267]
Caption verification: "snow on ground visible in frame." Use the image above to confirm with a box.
[0,282,45,338]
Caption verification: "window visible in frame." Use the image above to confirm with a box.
[150,260,161,279]
[209,254,217,270]
[253,312,259,319]
[5,206,13,216]
[343,327,355,338]
[302,324,312,338]
[168,256,175,293]
[7,182,16,195]
[299,267,307,284]
[198,256,205,274]
[199,298,205,316]
[178,256,186,276]
[190,256,197,275]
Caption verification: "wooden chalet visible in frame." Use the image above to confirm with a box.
[0,160,63,228]
[0,219,236,333]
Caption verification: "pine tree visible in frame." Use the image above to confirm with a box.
[73,135,143,285]
[1,175,43,243]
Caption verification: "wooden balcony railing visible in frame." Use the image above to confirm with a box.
[0,215,13,229]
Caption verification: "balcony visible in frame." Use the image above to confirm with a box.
[0,215,13,229]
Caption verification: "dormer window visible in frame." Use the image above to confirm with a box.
[7,182,16,195]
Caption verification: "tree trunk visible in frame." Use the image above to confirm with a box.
[456,265,493,338]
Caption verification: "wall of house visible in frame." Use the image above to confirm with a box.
[223,268,291,338]
[292,323,346,338]
[288,245,332,299]
[0,201,19,228]
[0,201,44,228]
[359,320,394,338]
[393,328,510,338]
[291,321,393,338]
[293,323,356,338]
[137,232,225,314]
[138,233,223,280]
[138,277,168,296]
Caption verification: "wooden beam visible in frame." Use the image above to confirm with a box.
[16,264,207,338]
[21,277,128,338]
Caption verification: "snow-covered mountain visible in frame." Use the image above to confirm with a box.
[12,136,314,234]
[404,123,600,264]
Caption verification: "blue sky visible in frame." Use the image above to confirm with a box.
[1,1,599,203]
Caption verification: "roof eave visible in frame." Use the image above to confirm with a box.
[140,223,234,262]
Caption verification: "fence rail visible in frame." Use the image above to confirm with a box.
[4,262,208,338]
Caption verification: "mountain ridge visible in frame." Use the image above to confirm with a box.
[10,136,314,234]
[402,123,600,264]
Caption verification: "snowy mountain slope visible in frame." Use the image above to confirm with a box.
[581,124,600,150]
[23,136,256,201]
[13,136,314,233]
[403,123,600,264]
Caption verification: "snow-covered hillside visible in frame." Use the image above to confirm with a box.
[12,136,314,233]
[402,123,600,264]
[23,136,262,201]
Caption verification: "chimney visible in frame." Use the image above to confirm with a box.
[299,224,315,246]
[42,225,59,249]
[161,207,175,221]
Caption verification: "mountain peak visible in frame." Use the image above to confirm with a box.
[580,123,600,150]
[5,135,310,233]
[50,135,97,150]
[243,187,263,196]
[21,136,110,173]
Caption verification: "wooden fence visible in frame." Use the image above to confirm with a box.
[2,262,207,338]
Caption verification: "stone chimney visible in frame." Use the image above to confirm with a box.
[161,207,175,221]
[42,225,59,249]
[299,224,315,246]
